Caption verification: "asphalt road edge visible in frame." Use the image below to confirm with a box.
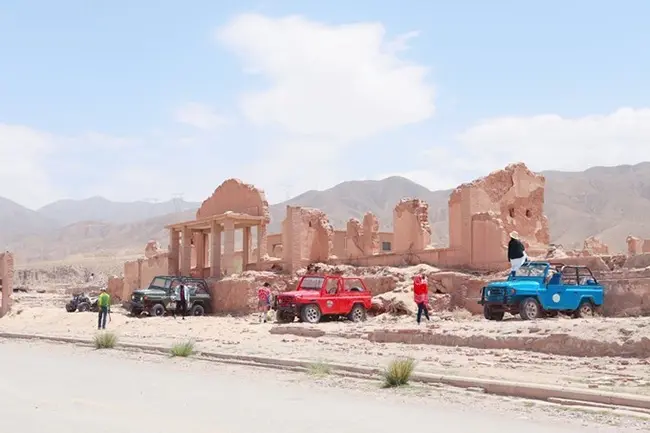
[1,331,649,414]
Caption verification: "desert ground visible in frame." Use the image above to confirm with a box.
[0,339,647,432]
[4,290,650,401]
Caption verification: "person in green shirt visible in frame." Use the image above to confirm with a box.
[97,288,111,330]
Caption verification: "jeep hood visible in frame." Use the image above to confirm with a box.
[133,288,166,296]
[487,280,541,291]
[278,290,319,299]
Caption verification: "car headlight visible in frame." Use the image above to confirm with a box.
[486,290,491,296]
[508,288,516,295]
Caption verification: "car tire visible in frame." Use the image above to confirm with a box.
[483,305,504,321]
[191,304,205,316]
[77,302,90,312]
[573,301,594,318]
[150,303,165,317]
[519,297,541,320]
[347,304,367,322]
[300,304,322,324]
[65,302,77,313]
[276,311,295,323]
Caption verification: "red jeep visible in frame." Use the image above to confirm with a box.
[274,274,372,324]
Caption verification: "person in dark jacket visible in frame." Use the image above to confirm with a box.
[507,231,527,278]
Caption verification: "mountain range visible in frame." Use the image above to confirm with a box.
[3,162,650,264]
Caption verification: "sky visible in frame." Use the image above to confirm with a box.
[2,0,650,209]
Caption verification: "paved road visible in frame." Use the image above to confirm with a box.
[0,340,629,433]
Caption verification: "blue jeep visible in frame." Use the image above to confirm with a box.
[478,261,604,321]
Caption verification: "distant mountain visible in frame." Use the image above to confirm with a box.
[4,162,650,263]
[37,196,200,226]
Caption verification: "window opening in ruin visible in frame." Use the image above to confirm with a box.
[508,208,515,218]
[525,209,532,217]
[381,241,392,251]
[308,221,312,228]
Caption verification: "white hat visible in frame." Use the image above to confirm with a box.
[509,231,519,240]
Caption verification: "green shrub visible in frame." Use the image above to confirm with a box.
[93,332,118,349]
[382,358,416,387]
[170,340,195,357]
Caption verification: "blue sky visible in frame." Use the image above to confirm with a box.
[2,0,650,209]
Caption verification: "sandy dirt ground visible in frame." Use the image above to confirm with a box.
[0,339,647,432]
[3,292,650,398]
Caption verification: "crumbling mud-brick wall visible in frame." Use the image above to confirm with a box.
[345,218,364,258]
[362,212,380,256]
[583,236,610,255]
[121,242,170,301]
[448,163,550,267]
[282,206,333,272]
[626,236,650,255]
[107,276,125,302]
[0,252,15,317]
[393,199,432,253]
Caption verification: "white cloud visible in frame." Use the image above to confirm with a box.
[174,102,226,130]
[404,108,650,192]
[0,124,60,208]
[215,14,434,141]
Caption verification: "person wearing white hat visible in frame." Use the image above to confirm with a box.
[507,231,527,278]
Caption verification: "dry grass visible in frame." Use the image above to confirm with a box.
[170,341,195,357]
[308,361,332,376]
[383,358,416,387]
[93,331,118,349]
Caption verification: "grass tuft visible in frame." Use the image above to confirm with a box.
[307,361,332,376]
[382,357,416,387]
[170,340,195,357]
[93,331,118,349]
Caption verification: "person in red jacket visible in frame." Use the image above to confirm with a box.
[413,274,430,324]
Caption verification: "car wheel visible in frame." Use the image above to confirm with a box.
[347,304,367,322]
[300,304,322,324]
[574,301,594,318]
[150,303,165,317]
[65,302,77,313]
[77,302,90,312]
[276,311,295,323]
[191,304,205,316]
[519,297,541,320]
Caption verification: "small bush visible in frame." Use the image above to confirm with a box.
[93,332,118,349]
[170,341,195,357]
[382,358,416,387]
[308,361,332,376]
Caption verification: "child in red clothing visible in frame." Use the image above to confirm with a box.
[257,282,272,323]
[413,275,430,324]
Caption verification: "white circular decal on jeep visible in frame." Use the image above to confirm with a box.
[326,301,333,308]
[552,294,561,303]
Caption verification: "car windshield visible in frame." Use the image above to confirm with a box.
[515,263,547,277]
[299,276,324,290]
[150,277,171,288]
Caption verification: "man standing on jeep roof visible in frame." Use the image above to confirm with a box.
[97,288,110,330]
[257,282,272,323]
[508,231,527,278]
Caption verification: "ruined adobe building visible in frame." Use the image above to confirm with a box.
[115,163,552,303]
[0,252,14,317]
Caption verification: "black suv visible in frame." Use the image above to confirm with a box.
[124,276,212,317]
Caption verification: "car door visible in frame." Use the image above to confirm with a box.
[320,277,340,315]
[542,271,565,310]
[556,267,580,310]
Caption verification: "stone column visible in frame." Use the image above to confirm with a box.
[181,226,192,276]
[0,252,14,317]
[210,221,222,278]
[223,218,236,275]
[256,223,268,262]
[194,231,206,277]
[242,226,252,269]
[168,229,180,276]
